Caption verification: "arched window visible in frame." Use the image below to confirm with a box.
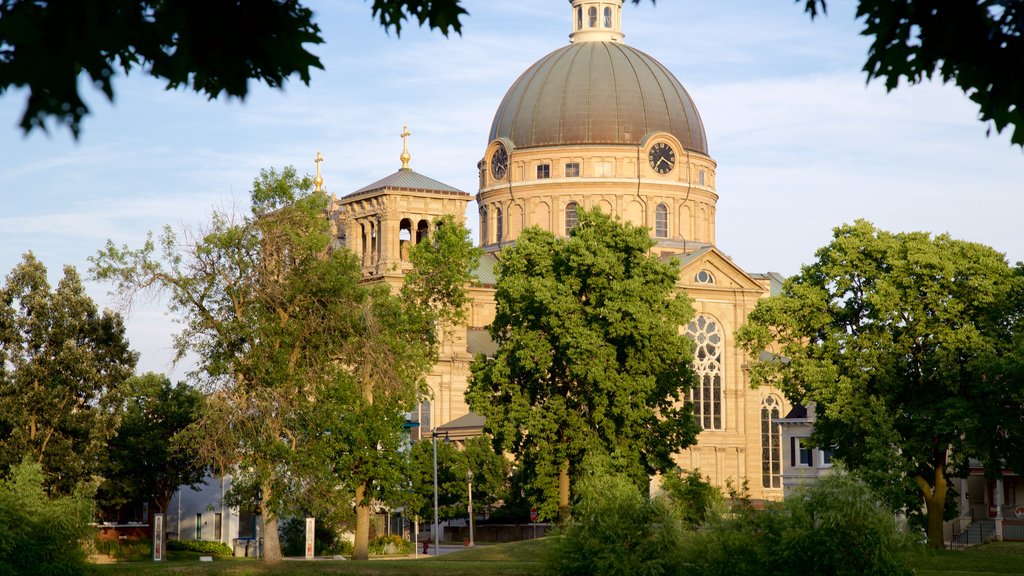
[604,6,612,27]
[416,219,429,244]
[655,203,669,238]
[761,396,782,488]
[480,206,489,244]
[588,6,597,27]
[565,201,579,235]
[496,206,504,243]
[577,6,583,30]
[685,315,723,430]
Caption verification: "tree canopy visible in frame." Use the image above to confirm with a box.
[736,220,1024,548]
[96,372,207,522]
[90,168,478,562]
[2,0,1020,144]
[466,209,699,523]
[0,253,137,494]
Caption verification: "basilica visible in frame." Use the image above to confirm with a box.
[328,0,790,502]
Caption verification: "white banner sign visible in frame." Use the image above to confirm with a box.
[305,517,315,559]
[153,514,164,561]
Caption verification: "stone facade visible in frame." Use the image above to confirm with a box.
[330,0,789,502]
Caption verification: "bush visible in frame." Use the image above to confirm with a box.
[92,538,152,562]
[659,468,723,528]
[546,471,685,576]
[368,534,413,556]
[680,472,912,576]
[280,517,352,557]
[0,461,94,576]
[165,539,233,556]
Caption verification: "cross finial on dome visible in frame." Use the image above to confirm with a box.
[400,123,412,170]
[568,0,625,43]
[314,151,325,193]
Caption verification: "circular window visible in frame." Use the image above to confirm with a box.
[695,270,715,284]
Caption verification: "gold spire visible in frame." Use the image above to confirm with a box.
[400,124,412,170]
[314,151,325,192]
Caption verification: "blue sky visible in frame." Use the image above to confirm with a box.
[2,0,1022,378]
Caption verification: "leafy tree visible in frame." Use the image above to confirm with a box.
[467,208,699,523]
[403,435,510,524]
[736,220,1024,548]
[90,171,477,562]
[3,1,1021,146]
[0,460,94,576]
[96,372,207,521]
[91,166,365,563]
[801,0,1024,146]
[0,253,136,494]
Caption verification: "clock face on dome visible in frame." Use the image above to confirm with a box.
[491,144,508,180]
[648,142,675,174]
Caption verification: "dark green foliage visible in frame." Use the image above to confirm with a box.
[547,469,685,576]
[468,208,698,521]
[801,0,1024,145]
[0,0,323,138]
[97,372,206,520]
[402,435,510,522]
[682,473,913,576]
[737,220,1024,548]
[0,461,93,576]
[0,254,136,494]
[279,517,353,557]
[165,539,233,556]
[659,468,722,528]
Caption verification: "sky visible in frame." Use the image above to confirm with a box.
[1,0,1022,379]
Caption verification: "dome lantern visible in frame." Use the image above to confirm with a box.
[569,0,624,43]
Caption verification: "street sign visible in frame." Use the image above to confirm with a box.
[530,507,538,523]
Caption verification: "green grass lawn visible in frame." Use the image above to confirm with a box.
[86,538,1024,576]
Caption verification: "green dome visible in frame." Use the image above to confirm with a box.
[488,41,708,154]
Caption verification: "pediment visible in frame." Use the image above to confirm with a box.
[671,246,769,293]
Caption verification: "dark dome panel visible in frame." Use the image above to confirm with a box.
[488,42,708,154]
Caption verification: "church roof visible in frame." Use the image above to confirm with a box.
[467,327,498,357]
[346,168,469,198]
[437,411,486,432]
[489,41,708,154]
[473,252,501,285]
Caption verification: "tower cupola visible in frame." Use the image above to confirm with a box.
[569,0,624,43]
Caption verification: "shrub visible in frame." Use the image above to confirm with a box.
[280,517,352,557]
[659,468,723,528]
[165,539,233,556]
[0,461,93,576]
[680,472,912,576]
[546,471,685,576]
[368,534,413,556]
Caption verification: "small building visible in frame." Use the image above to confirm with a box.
[776,403,834,498]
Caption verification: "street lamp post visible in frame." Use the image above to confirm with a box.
[432,429,439,556]
[466,469,475,546]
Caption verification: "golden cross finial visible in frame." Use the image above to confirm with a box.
[400,124,412,170]
[314,151,325,193]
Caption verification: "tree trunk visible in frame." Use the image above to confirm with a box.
[558,459,571,526]
[353,482,371,561]
[260,483,283,563]
[915,458,949,550]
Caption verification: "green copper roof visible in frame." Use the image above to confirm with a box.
[489,41,708,153]
[347,168,469,198]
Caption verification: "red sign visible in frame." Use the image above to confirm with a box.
[530,507,538,522]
